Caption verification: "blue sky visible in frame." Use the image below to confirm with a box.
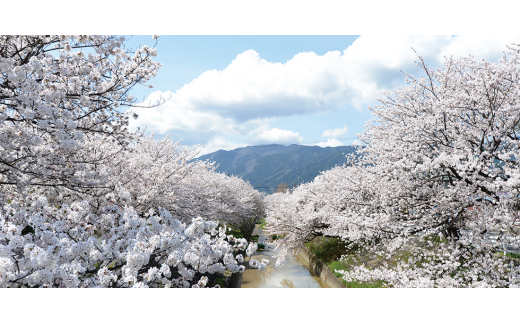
[123,35,520,155]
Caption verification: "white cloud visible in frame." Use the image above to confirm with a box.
[197,137,246,156]
[246,125,303,145]
[435,35,520,63]
[130,35,520,150]
[351,139,363,146]
[322,125,348,137]
[129,91,267,146]
[315,138,344,148]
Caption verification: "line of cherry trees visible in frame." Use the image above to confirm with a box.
[264,45,520,287]
[0,35,265,288]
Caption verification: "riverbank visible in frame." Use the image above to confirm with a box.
[297,245,345,288]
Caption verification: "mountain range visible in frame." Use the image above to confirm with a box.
[195,144,359,194]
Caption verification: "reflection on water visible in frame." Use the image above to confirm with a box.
[280,279,295,288]
[240,226,328,288]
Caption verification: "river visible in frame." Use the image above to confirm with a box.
[240,225,328,288]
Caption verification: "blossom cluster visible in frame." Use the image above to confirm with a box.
[0,194,257,287]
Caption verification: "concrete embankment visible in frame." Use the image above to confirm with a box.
[297,246,345,288]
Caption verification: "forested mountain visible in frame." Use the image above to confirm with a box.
[196,144,358,193]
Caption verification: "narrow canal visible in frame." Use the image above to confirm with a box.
[240,225,328,288]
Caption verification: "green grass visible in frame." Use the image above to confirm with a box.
[259,218,267,230]
[307,235,520,288]
[305,237,385,288]
[305,237,353,264]
[227,230,244,239]
[214,277,226,287]
[328,260,384,288]
[496,251,520,259]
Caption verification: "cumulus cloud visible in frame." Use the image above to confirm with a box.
[435,35,520,63]
[322,125,348,137]
[246,125,303,146]
[197,137,246,156]
[315,138,344,148]
[351,139,363,146]
[130,35,520,152]
[129,90,267,146]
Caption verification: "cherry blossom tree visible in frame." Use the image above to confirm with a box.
[0,36,264,288]
[265,45,520,287]
[0,36,162,197]
[88,133,264,231]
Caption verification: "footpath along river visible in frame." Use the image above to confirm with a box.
[240,225,328,288]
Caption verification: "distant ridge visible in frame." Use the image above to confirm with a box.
[195,144,358,194]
